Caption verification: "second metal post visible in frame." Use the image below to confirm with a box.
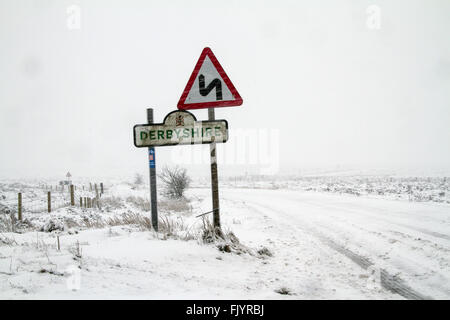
[147,108,158,231]
[208,108,221,229]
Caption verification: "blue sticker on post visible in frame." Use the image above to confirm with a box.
[149,147,155,168]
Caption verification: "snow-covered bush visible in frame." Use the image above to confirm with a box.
[201,218,250,255]
[40,219,64,232]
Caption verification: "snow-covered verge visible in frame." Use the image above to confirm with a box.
[0,178,448,299]
[0,227,260,299]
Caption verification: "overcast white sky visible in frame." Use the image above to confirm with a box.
[1,0,449,180]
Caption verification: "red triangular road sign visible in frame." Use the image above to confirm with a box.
[177,47,243,110]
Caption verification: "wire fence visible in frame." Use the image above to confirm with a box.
[1,182,106,220]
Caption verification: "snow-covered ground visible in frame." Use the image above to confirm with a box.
[0,177,449,299]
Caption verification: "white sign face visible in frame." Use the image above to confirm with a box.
[184,55,235,104]
[133,110,228,148]
[177,47,243,110]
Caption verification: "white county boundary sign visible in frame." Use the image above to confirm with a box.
[133,110,228,148]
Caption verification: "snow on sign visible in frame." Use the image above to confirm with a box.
[133,110,228,147]
[177,47,243,110]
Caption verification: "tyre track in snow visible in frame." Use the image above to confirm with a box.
[298,198,450,243]
[400,227,450,242]
[222,192,433,300]
[313,231,431,300]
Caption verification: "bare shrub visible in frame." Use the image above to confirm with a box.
[159,166,191,199]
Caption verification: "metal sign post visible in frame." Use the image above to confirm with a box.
[147,108,158,231]
[208,108,220,228]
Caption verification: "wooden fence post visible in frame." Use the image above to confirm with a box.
[100,182,104,195]
[80,197,82,207]
[70,185,75,206]
[18,192,22,221]
[47,191,51,213]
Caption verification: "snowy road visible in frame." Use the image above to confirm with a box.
[212,188,450,299]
